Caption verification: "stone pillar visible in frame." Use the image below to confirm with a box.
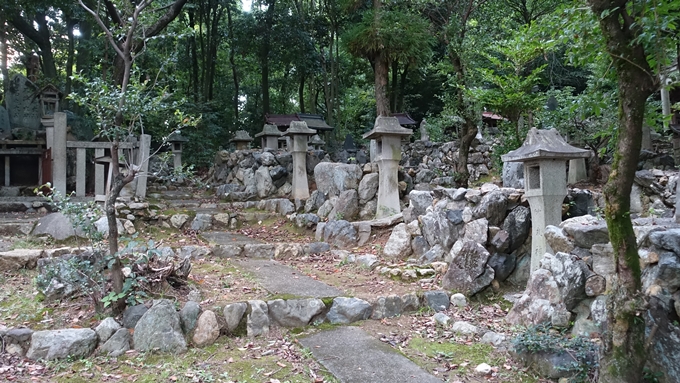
[568,158,587,184]
[291,134,309,199]
[135,134,151,198]
[376,135,402,218]
[95,148,105,196]
[52,112,67,196]
[265,136,278,149]
[173,151,182,170]
[76,148,86,196]
[369,140,379,162]
[641,125,652,151]
[524,160,568,273]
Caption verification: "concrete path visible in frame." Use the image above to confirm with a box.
[234,258,343,298]
[300,326,441,383]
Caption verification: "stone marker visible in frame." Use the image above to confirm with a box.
[5,74,41,131]
[363,116,413,218]
[502,128,590,274]
[568,158,588,184]
[284,121,316,200]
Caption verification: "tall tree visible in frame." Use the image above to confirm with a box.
[584,1,662,381]
[6,6,59,79]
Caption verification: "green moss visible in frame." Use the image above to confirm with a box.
[410,337,493,373]
[321,297,336,307]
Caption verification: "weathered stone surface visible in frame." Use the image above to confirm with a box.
[488,253,516,282]
[170,214,190,229]
[481,331,505,346]
[463,218,488,245]
[247,300,269,337]
[323,220,358,248]
[408,190,433,217]
[645,293,680,383]
[223,302,247,333]
[421,210,459,250]
[260,152,277,166]
[133,300,187,353]
[255,166,276,198]
[294,213,320,229]
[502,162,524,189]
[419,244,444,263]
[539,252,587,310]
[193,310,221,347]
[371,295,404,320]
[489,229,510,253]
[561,217,609,248]
[544,225,574,254]
[502,206,531,252]
[94,217,124,239]
[304,190,326,213]
[26,328,98,361]
[267,298,325,328]
[423,291,450,312]
[450,293,467,307]
[190,213,212,231]
[356,254,378,269]
[650,229,680,255]
[327,297,372,324]
[31,212,81,240]
[433,312,451,327]
[304,242,331,254]
[4,328,33,356]
[473,190,508,226]
[383,223,412,259]
[180,301,202,335]
[0,249,43,271]
[95,317,121,345]
[330,189,360,221]
[99,328,131,357]
[358,173,379,204]
[451,321,478,335]
[314,163,362,197]
[442,241,494,295]
[122,304,148,329]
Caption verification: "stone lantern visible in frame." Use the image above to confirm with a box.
[309,134,325,150]
[363,116,412,218]
[283,121,316,200]
[230,130,253,150]
[255,124,283,150]
[167,131,189,169]
[39,84,61,118]
[502,128,591,274]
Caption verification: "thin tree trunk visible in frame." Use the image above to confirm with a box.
[0,22,9,101]
[451,49,473,187]
[586,1,657,382]
[299,75,305,113]
[189,9,199,102]
[226,3,239,119]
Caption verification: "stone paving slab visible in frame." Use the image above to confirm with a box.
[234,258,343,298]
[300,326,441,383]
[201,231,264,246]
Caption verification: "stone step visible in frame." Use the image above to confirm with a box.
[300,326,441,383]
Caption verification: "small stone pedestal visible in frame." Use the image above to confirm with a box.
[568,158,588,184]
[284,121,316,200]
[502,128,590,275]
[168,132,189,170]
[230,130,253,150]
[363,116,412,218]
[255,124,283,150]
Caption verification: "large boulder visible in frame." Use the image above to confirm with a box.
[502,206,531,252]
[26,328,98,360]
[420,209,461,250]
[133,300,187,353]
[327,297,372,324]
[192,310,221,347]
[99,328,131,357]
[441,241,495,295]
[255,166,276,198]
[329,189,360,221]
[473,190,508,226]
[358,173,379,204]
[382,223,412,259]
[267,298,325,328]
[313,163,362,197]
[31,212,83,240]
[0,249,43,271]
[323,220,358,248]
[408,190,433,217]
[502,162,524,189]
[560,215,609,248]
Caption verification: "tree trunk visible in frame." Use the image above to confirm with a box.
[299,75,305,113]
[585,1,657,382]
[260,0,277,116]
[450,49,474,187]
[0,22,9,100]
[64,18,77,109]
[189,9,200,102]
[226,3,239,119]
[8,12,58,80]
[390,60,398,112]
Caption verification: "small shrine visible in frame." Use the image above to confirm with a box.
[230,130,253,150]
